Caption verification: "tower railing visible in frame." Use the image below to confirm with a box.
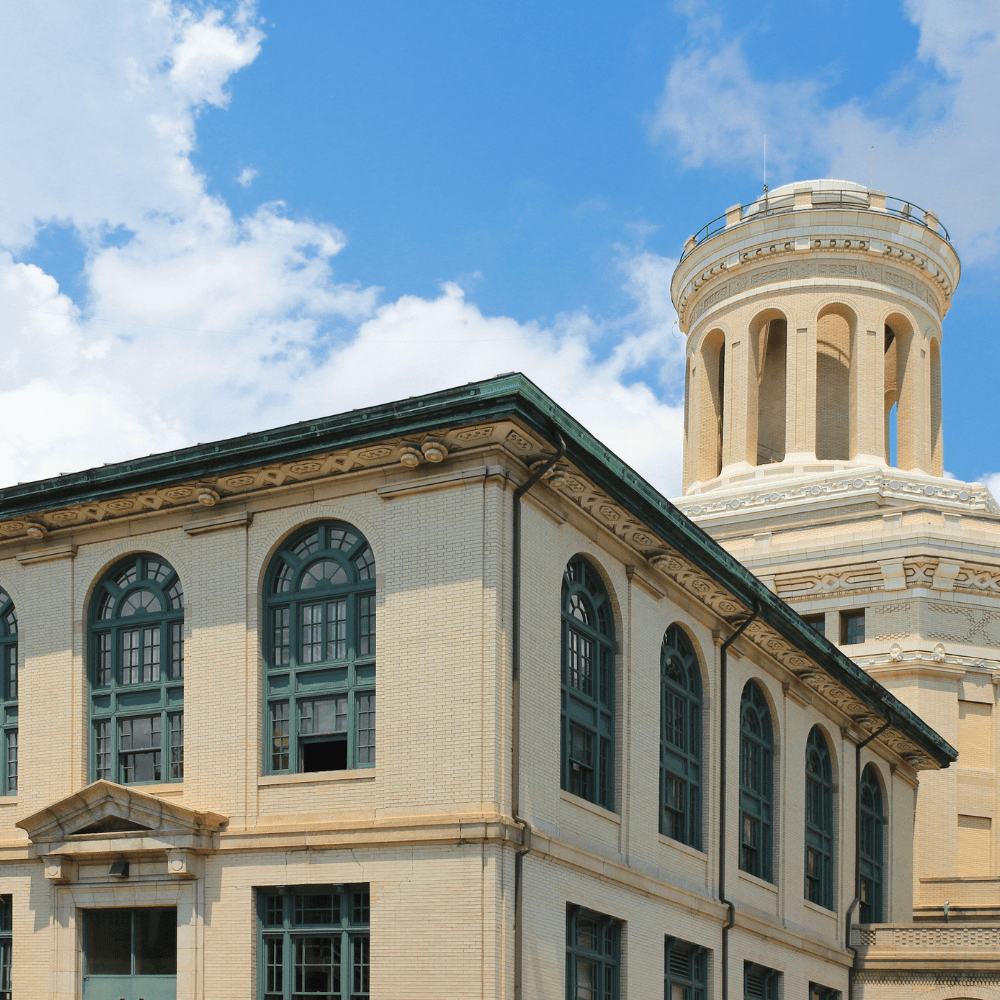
[681,189,950,262]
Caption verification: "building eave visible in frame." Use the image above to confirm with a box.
[0,373,956,769]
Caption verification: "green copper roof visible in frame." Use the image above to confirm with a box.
[0,372,955,766]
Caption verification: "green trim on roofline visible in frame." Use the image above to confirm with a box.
[0,373,956,766]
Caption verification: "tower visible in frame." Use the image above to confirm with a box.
[672,179,1000,923]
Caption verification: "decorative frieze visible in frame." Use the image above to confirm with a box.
[683,247,947,327]
[676,473,999,518]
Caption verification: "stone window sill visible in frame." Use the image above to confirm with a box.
[738,869,778,893]
[259,769,377,787]
[804,898,836,918]
[657,833,708,861]
[559,789,620,824]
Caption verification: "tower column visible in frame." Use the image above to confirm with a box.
[850,320,886,465]
[897,329,932,474]
[784,321,816,462]
[721,333,757,474]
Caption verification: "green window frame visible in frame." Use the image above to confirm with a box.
[805,726,835,909]
[739,680,774,882]
[88,555,184,785]
[744,962,778,1000]
[840,609,865,645]
[859,764,884,923]
[660,625,702,848]
[810,984,840,1000]
[0,894,10,1000]
[561,556,615,812]
[566,904,620,1000]
[264,522,376,775]
[0,590,16,797]
[664,937,706,1000]
[258,884,370,1000]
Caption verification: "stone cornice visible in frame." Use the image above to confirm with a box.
[676,468,1000,518]
[0,420,541,544]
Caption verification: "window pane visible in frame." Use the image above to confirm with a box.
[85,909,132,975]
[566,630,593,695]
[95,720,112,780]
[5,647,15,702]
[122,630,140,684]
[294,936,340,994]
[265,937,284,994]
[170,622,184,679]
[273,608,290,666]
[358,596,376,656]
[271,702,290,771]
[120,715,162,784]
[169,712,184,780]
[326,600,346,660]
[134,907,177,975]
[5,730,16,795]
[96,633,112,687]
[357,694,376,765]
[264,895,284,927]
[142,627,161,683]
[302,604,324,663]
[352,936,370,998]
[295,894,337,925]
[301,697,347,736]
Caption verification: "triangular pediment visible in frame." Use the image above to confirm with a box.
[16,780,227,844]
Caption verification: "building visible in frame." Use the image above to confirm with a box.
[672,178,1000,996]
[0,372,952,998]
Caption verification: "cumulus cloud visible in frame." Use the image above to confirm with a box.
[235,166,258,187]
[652,2,1000,258]
[0,1,684,494]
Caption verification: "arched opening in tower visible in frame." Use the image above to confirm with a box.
[696,329,726,480]
[884,326,897,466]
[930,337,943,476]
[755,316,786,465]
[816,305,854,461]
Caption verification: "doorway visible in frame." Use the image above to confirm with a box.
[82,907,176,1000]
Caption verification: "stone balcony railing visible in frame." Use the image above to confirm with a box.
[681,187,949,261]
[853,924,1000,973]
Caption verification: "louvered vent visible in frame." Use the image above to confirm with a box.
[668,948,691,979]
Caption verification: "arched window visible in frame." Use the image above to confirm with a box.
[89,555,184,785]
[264,521,376,774]
[739,680,773,881]
[561,556,615,811]
[0,589,16,796]
[859,764,885,922]
[660,625,702,848]
[805,726,834,908]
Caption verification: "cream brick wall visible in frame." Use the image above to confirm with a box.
[0,440,928,998]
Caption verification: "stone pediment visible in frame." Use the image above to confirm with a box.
[16,780,227,858]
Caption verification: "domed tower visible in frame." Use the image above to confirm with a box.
[673,179,960,493]
[672,180,1000,922]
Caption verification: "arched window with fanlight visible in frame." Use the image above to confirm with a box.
[0,589,16,796]
[859,764,885,922]
[561,556,615,812]
[264,521,376,774]
[805,726,835,909]
[660,624,702,848]
[739,680,774,882]
[88,555,184,785]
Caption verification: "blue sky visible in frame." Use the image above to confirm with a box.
[2,0,999,495]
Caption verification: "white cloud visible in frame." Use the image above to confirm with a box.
[236,166,258,187]
[653,4,1000,258]
[982,472,1000,504]
[0,1,686,496]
